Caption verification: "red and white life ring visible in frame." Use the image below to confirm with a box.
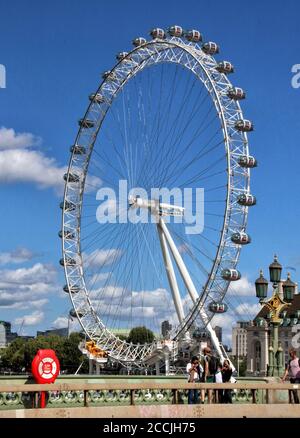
[32,349,60,384]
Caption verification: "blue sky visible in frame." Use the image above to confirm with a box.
[0,0,300,341]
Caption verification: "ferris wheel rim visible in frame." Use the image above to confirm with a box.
[61,33,251,363]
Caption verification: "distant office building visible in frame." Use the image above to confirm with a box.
[232,321,249,357]
[161,321,172,339]
[0,321,18,347]
[36,327,68,338]
[214,326,222,343]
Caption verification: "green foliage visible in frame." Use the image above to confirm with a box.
[0,333,88,374]
[230,355,247,377]
[127,326,155,345]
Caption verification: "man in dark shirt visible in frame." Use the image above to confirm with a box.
[221,359,233,403]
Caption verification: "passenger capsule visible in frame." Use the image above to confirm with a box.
[150,28,166,39]
[89,93,105,104]
[63,173,80,183]
[208,302,228,313]
[59,257,76,267]
[132,37,147,47]
[58,230,75,240]
[69,309,83,318]
[116,51,129,61]
[202,42,219,55]
[221,268,241,281]
[78,118,95,129]
[237,194,256,206]
[70,145,86,155]
[231,232,251,245]
[227,87,246,100]
[59,201,76,211]
[185,29,202,42]
[235,119,254,132]
[102,70,117,81]
[168,25,183,37]
[63,284,80,294]
[216,61,234,74]
[238,155,258,168]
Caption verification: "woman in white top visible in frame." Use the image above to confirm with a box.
[282,348,300,404]
[187,356,203,404]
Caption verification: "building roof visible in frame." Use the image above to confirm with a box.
[255,293,300,323]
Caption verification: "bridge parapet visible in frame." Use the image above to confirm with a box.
[0,376,297,411]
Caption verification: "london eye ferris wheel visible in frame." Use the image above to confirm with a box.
[60,25,257,365]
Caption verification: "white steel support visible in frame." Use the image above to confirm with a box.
[157,223,185,323]
[159,217,199,303]
[164,351,170,376]
[159,217,229,366]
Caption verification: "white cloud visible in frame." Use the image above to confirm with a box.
[0,262,57,285]
[90,287,176,325]
[132,288,169,307]
[0,127,40,150]
[211,312,236,329]
[0,126,101,193]
[0,147,67,190]
[0,297,49,310]
[83,249,122,268]
[14,310,44,326]
[52,316,69,329]
[235,302,260,317]
[227,277,255,296]
[0,263,57,309]
[0,247,35,265]
[90,285,125,300]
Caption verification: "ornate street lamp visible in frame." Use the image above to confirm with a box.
[282,273,296,303]
[255,270,268,301]
[255,255,292,377]
[269,255,282,283]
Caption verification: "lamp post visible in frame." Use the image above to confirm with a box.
[255,255,295,377]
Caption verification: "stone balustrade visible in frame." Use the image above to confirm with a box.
[0,375,298,411]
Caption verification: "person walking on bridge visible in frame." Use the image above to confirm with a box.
[282,348,300,404]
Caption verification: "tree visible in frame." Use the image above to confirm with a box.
[230,355,247,377]
[0,333,88,374]
[127,326,155,344]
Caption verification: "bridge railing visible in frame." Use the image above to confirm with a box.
[0,381,298,409]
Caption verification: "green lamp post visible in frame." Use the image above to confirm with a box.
[282,273,296,303]
[269,255,282,283]
[255,270,268,301]
[255,255,292,377]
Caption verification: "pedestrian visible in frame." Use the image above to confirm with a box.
[202,347,220,382]
[282,348,300,404]
[186,356,202,404]
[202,347,220,403]
[214,362,223,403]
[221,359,233,403]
